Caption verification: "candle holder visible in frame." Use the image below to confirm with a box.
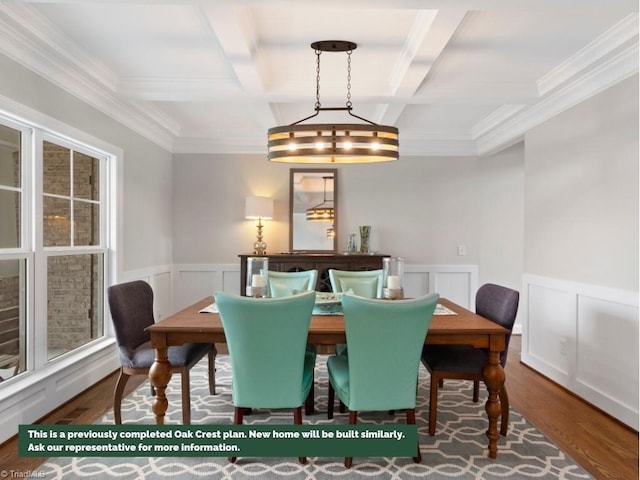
[382,257,404,300]
[246,257,269,297]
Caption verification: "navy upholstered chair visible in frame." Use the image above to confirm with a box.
[107,280,216,424]
[421,283,519,436]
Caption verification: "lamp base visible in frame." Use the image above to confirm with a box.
[253,241,267,255]
[253,220,267,254]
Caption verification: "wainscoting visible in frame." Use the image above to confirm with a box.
[521,274,639,429]
[172,263,479,313]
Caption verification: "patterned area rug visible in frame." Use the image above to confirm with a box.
[38,355,593,479]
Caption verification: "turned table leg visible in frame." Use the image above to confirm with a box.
[482,347,505,459]
[149,346,172,425]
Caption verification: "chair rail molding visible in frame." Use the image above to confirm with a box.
[521,274,639,429]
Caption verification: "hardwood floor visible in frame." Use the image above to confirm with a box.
[0,336,637,479]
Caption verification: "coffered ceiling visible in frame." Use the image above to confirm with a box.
[0,1,637,157]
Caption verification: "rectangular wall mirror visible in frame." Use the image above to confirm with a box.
[289,168,337,253]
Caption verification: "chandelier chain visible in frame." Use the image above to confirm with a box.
[315,49,322,110]
[346,50,352,108]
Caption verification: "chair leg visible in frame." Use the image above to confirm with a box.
[473,380,480,403]
[406,408,421,463]
[345,411,357,468]
[499,386,509,436]
[208,349,216,395]
[305,369,315,415]
[229,407,244,463]
[327,382,335,419]
[113,369,129,425]
[428,373,440,436]
[294,407,307,464]
[181,370,191,425]
[339,400,346,413]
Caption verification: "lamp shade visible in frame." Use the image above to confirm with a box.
[245,196,273,220]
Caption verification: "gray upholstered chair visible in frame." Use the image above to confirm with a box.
[107,280,216,424]
[421,283,519,436]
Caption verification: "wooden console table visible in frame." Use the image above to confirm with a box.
[238,253,389,293]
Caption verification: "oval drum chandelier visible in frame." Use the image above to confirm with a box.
[268,40,399,164]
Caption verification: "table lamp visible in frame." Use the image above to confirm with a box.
[245,196,274,255]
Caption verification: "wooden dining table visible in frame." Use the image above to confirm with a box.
[146,296,509,459]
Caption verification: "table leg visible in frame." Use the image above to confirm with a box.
[482,348,505,459]
[149,347,172,425]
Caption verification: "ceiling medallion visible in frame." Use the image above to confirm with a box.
[267,40,399,164]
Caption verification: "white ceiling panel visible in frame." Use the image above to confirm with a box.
[0,0,636,157]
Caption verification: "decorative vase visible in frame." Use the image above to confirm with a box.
[359,226,371,253]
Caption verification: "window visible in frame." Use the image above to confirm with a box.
[0,116,111,380]
[42,138,106,360]
[0,123,25,381]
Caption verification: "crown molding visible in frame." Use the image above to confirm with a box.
[476,13,638,156]
[476,40,638,156]
[0,3,176,151]
[538,13,638,96]
[471,104,526,139]
[173,135,268,155]
[400,137,477,157]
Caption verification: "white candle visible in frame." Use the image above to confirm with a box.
[251,274,264,287]
[387,275,401,289]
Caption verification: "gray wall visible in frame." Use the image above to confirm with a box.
[172,146,525,294]
[524,74,639,291]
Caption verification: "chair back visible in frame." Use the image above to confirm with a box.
[475,283,519,365]
[214,290,316,408]
[268,270,318,297]
[107,280,154,350]
[341,292,439,411]
[328,269,383,298]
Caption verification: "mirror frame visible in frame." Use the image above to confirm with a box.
[289,168,338,253]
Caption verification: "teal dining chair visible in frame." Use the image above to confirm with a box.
[268,269,318,297]
[328,268,383,359]
[213,290,316,464]
[328,269,383,298]
[267,270,319,413]
[326,292,439,468]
